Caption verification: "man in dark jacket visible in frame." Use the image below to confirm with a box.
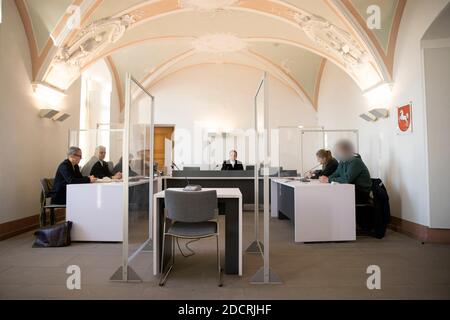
[52,147,96,204]
[90,146,122,179]
[319,140,372,204]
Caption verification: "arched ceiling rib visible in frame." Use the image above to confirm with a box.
[15,0,407,110]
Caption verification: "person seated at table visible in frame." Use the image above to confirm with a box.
[221,150,244,171]
[90,146,122,179]
[112,155,138,177]
[319,139,372,204]
[306,149,338,179]
[52,146,96,205]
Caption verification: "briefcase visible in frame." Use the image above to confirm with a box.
[33,221,73,247]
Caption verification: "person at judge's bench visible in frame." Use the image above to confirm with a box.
[306,149,338,179]
[52,147,96,205]
[90,146,122,179]
[221,150,244,171]
[319,140,371,204]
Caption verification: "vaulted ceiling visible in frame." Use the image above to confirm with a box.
[15,0,407,110]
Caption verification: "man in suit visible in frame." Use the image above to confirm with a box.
[221,150,244,171]
[52,147,96,205]
[90,146,122,179]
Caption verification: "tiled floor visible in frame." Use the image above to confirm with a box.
[0,213,449,300]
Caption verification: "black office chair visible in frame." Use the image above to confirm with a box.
[39,178,66,226]
[159,190,222,287]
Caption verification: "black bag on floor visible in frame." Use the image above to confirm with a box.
[33,221,73,247]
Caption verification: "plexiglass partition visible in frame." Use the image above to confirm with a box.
[250,72,281,284]
[68,128,124,171]
[110,73,155,282]
[278,128,359,175]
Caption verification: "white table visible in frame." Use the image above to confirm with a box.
[271,178,356,243]
[66,178,161,242]
[153,188,243,276]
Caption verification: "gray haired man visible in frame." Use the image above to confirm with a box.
[51,146,96,205]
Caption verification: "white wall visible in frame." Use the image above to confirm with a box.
[0,1,81,224]
[317,0,450,227]
[148,64,317,169]
[422,3,450,229]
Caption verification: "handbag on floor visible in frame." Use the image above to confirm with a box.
[33,221,73,247]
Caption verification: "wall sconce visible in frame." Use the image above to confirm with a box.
[53,112,71,122]
[32,82,66,108]
[369,108,389,118]
[359,113,377,122]
[39,109,60,119]
[38,109,71,122]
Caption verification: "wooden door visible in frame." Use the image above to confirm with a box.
[154,126,174,171]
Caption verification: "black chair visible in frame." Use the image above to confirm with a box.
[159,190,222,287]
[40,178,66,226]
[356,178,391,239]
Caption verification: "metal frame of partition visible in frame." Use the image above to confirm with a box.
[110,73,155,282]
[249,72,282,284]
[246,76,265,255]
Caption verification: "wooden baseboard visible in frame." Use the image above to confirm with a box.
[0,210,66,241]
[389,216,450,244]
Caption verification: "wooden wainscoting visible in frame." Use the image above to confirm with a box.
[389,216,450,244]
[0,210,66,241]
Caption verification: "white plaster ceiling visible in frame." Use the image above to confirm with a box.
[18,0,406,107]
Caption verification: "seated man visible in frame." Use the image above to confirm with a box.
[52,146,96,205]
[90,146,122,179]
[112,155,138,177]
[221,150,244,171]
[319,139,372,204]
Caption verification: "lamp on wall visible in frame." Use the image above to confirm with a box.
[53,112,71,122]
[369,108,389,118]
[359,113,377,122]
[38,109,60,119]
[38,109,71,122]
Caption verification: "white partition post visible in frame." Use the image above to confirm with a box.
[250,72,282,284]
[246,76,264,254]
[110,73,155,282]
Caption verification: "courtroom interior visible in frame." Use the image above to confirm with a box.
[0,0,449,300]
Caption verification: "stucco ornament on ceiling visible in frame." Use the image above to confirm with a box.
[293,10,369,71]
[45,14,135,89]
[54,14,135,68]
[179,0,239,11]
[193,33,248,53]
